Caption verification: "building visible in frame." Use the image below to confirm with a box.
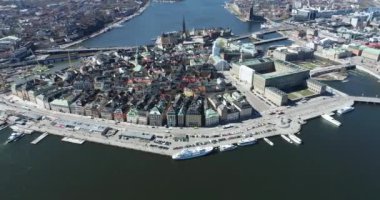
[185,98,203,127]
[226,105,240,122]
[322,48,352,60]
[50,92,80,113]
[70,99,87,116]
[204,108,219,127]
[126,107,138,124]
[306,79,326,94]
[361,47,380,61]
[166,105,177,127]
[100,105,114,120]
[346,44,363,56]
[232,58,274,88]
[217,104,228,122]
[149,101,166,126]
[223,92,252,119]
[232,100,252,119]
[252,59,310,94]
[114,107,126,122]
[137,110,149,125]
[177,105,186,127]
[272,46,314,61]
[264,87,288,106]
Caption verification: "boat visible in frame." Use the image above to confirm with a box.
[5,132,25,144]
[172,146,214,160]
[237,138,257,146]
[263,137,274,146]
[337,106,354,115]
[219,144,237,152]
[280,134,292,144]
[260,23,271,29]
[288,134,302,145]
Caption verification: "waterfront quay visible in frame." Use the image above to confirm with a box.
[0,89,365,158]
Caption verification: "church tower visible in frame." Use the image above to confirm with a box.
[182,16,188,39]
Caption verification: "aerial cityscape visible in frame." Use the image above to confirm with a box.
[1,0,380,199]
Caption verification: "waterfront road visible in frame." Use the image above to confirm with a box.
[0,93,352,156]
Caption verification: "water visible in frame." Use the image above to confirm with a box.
[1,0,380,199]
[81,0,262,47]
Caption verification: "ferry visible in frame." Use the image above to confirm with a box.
[172,146,214,160]
[5,132,25,144]
[237,138,257,146]
[337,106,354,115]
[219,144,237,152]
[288,134,302,145]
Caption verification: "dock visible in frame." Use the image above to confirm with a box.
[288,134,302,145]
[61,137,85,144]
[321,114,341,126]
[280,134,293,144]
[31,132,48,144]
[263,137,274,146]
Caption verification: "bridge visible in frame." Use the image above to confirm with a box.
[35,46,140,55]
[350,96,380,104]
[252,37,288,45]
[310,64,356,77]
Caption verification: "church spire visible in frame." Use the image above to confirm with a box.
[182,16,186,34]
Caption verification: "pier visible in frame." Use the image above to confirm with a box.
[280,134,293,144]
[263,137,274,146]
[61,137,85,144]
[321,114,341,127]
[288,134,302,145]
[350,96,380,104]
[31,132,49,144]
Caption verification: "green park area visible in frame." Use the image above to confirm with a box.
[288,89,315,101]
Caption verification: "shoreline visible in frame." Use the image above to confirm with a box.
[355,65,380,80]
[59,0,151,49]
[0,93,356,158]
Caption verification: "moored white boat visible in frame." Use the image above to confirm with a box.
[337,106,354,115]
[237,138,257,146]
[5,132,25,144]
[219,144,237,152]
[172,146,214,160]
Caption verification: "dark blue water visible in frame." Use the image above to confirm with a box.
[81,0,262,47]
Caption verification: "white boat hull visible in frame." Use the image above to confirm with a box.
[172,147,214,160]
[337,107,354,115]
[237,138,257,146]
[219,144,237,152]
